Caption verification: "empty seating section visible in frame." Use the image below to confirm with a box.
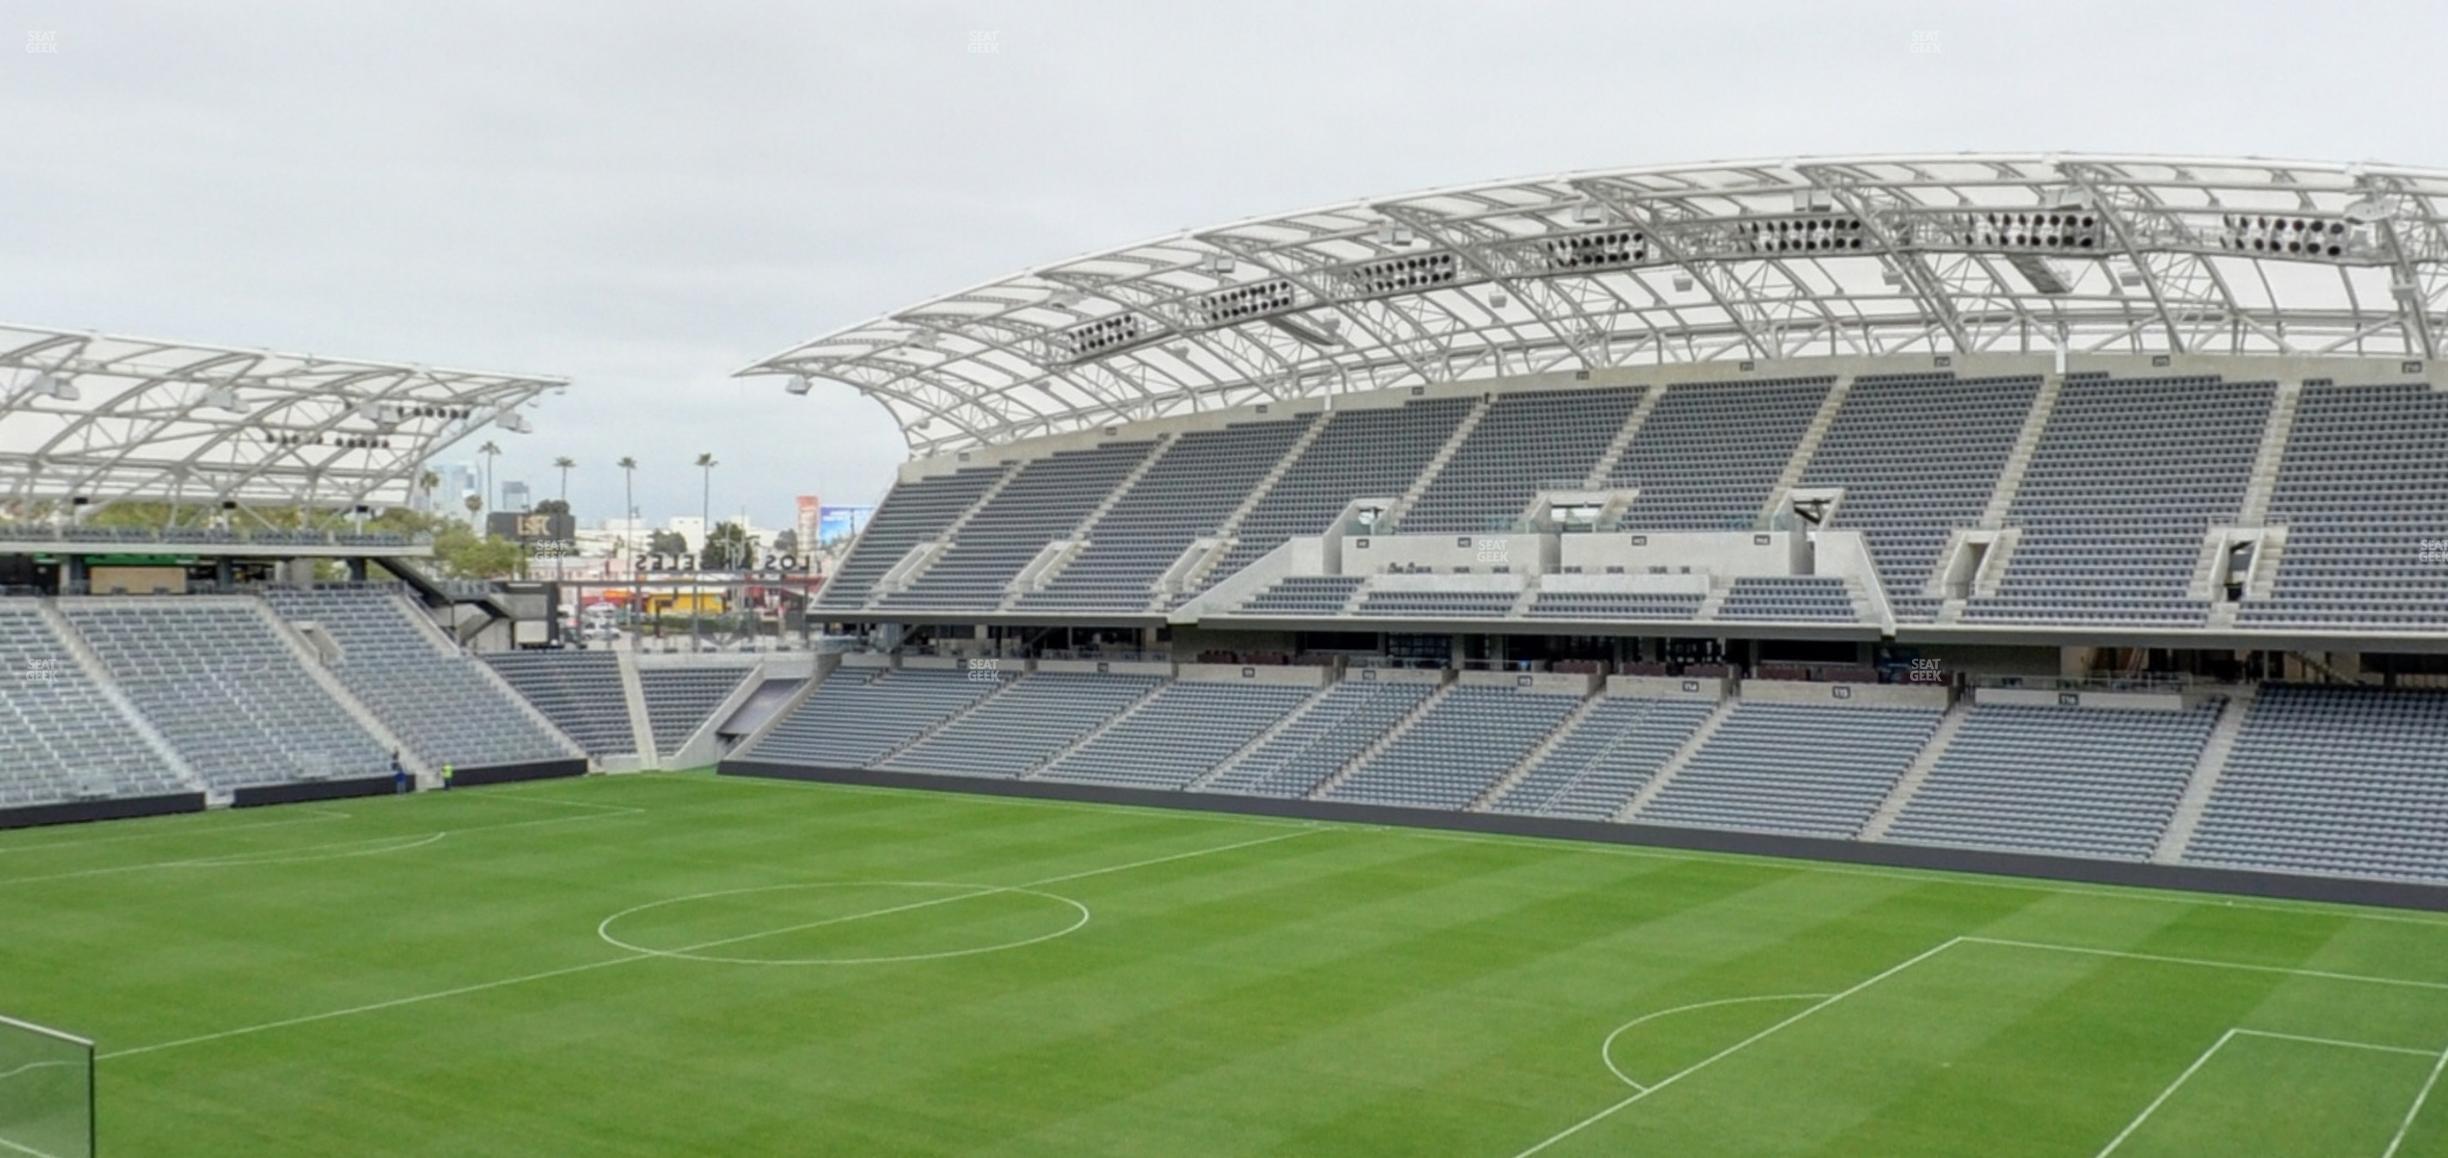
[1488,697,1716,819]
[1324,687,1582,810]
[1606,378,1831,529]
[1198,399,1473,590]
[1635,703,1937,838]
[1354,589,1520,618]
[2241,381,2448,628]
[0,605,184,806]
[62,600,390,789]
[1800,374,2039,617]
[261,588,570,768]
[1400,386,1644,532]
[883,672,1160,777]
[638,666,753,756]
[879,441,1155,611]
[483,651,634,756]
[2185,686,2448,881]
[818,465,1006,610]
[1239,576,1362,615]
[1201,680,1435,798]
[1038,681,1319,790]
[1717,577,1857,622]
[1967,375,2273,625]
[746,668,1002,768]
[1886,702,2220,859]
[1019,418,1311,610]
[1527,591,1704,620]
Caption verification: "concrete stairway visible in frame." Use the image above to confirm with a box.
[36,600,207,795]
[616,650,656,768]
[1388,395,1493,527]
[2236,379,2303,526]
[1187,681,1339,792]
[1980,373,2065,528]
[1019,678,1170,780]
[1173,413,1332,597]
[242,597,436,780]
[868,459,1024,607]
[2153,690,2254,864]
[1470,688,1604,811]
[1308,680,1452,800]
[1583,382,1666,487]
[1761,374,1855,523]
[869,669,1021,766]
[1615,697,1738,822]
[1859,695,1976,840]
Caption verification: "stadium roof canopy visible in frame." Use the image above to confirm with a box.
[0,324,564,513]
[742,153,2448,456]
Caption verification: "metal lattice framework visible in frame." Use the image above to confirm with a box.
[742,153,2448,456]
[0,324,564,513]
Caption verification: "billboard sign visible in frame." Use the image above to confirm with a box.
[817,505,872,545]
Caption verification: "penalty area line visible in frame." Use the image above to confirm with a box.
[98,825,1323,1062]
[1510,937,1962,1158]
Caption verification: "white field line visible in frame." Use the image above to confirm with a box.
[2094,1028,2235,1157]
[1511,937,1964,1158]
[2383,1043,2448,1158]
[2230,1028,2439,1059]
[687,770,2448,932]
[1363,824,2448,932]
[1530,937,2448,1158]
[99,825,1322,1062]
[598,826,1321,962]
[667,770,1329,832]
[0,1059,77,1083]
[1599,994,1829,1091]
[1962,937,2448,993]
[0,798,641,889]
[0,1134,63,1158]
[0,807,352,857]
[2099,1028,2446,1157]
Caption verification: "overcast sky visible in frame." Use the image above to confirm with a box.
[2,0,2435,531]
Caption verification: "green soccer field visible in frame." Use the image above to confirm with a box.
[3,772,2445,1157]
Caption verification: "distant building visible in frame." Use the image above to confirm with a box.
[500,481,533,512]
[418,462,477,512]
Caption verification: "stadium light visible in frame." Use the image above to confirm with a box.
[2342,195,2394,226]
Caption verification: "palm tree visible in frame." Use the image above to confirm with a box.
[549,456,577,581]
[417,469,440,512]
[616,452,636,553]
[694,453,719,564]
[477,441,503,526]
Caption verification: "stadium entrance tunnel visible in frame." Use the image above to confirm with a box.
[596,880,1090,966]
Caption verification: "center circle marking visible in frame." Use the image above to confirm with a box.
[596,880,1092,966]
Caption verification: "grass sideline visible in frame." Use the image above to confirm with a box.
[0,771,2441,1156]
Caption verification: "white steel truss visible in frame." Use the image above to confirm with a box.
[0,324,565,513]
[741,154,2448,456]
